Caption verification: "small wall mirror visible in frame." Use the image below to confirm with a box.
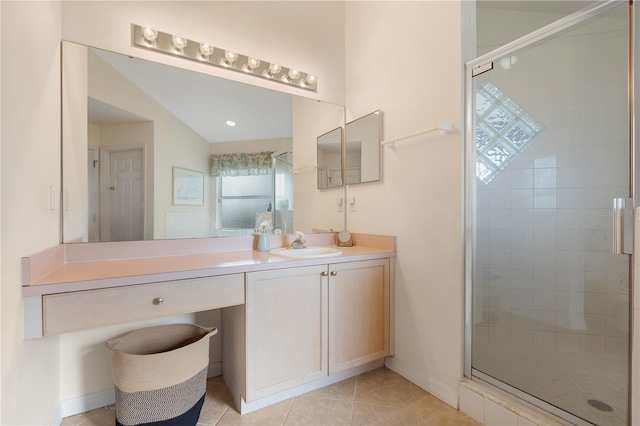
[317,127,343,189]
[345,110,382,185]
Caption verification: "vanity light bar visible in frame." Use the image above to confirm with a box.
[132,24,318,93]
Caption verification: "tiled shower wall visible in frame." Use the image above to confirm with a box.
[474,26,629,363]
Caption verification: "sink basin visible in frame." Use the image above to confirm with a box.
[270,247,342,259]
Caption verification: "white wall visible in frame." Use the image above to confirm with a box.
[344,1,463,406]
[1,1,63,424]
[60,1,345,106]
[293,96,345,233]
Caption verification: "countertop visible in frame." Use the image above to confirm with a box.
[22,234,395,297]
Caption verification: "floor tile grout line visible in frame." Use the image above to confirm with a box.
[63,367,482,426]
[213,405,229,426]
[351,375,359,424]
[281,395,297,425]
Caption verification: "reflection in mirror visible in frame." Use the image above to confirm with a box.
[344,111,382,185]
[61,42,344,242]
[317,127,343,189]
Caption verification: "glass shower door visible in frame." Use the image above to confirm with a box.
[469,4,630,425]
[273,147,294,234]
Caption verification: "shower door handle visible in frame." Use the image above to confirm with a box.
[612,198,633,255]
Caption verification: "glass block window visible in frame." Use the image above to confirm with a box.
[476,81,543,184]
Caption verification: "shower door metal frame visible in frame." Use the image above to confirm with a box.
[463,1,635,424]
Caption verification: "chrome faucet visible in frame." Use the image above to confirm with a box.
[291,231,306,249]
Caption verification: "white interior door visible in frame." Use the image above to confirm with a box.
[100,147,145,241]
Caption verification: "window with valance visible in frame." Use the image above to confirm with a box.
[210,151,273,177]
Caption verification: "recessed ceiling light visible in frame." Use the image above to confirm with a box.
[226,120,237,127]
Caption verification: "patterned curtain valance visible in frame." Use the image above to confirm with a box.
[210,151,273,177]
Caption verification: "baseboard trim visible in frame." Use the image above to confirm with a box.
[208,361,222,378]
[52,388,116,425]
[49,404,64,426]
[384,356,459,408]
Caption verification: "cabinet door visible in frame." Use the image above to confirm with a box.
[329,259,389,374]
[245,265,328,402]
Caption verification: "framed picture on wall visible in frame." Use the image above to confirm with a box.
[172,167,204,206]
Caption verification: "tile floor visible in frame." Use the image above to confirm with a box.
[61,367,480,425]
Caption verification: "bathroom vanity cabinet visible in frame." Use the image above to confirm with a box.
[22,233,395,414]
[223,258,390,412]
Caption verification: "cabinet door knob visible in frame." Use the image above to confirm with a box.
[153,297,164,305]
[321,271,328,276]
[330,271,338,276]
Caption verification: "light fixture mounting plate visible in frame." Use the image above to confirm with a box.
[131,24,317,93]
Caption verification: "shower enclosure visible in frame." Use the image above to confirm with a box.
[465,2,632,425]
[273,147,294,234]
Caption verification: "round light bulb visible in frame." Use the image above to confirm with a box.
[172,33,187,51]
[225,120,237,127]
[304,74,317,86]
[224,50,238,65]
[246,57,260,71]
[266,63,281,77]
[199,43,214,58]
[286,69,300,81]
[141,27,158,44]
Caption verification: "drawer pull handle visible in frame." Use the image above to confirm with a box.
[330,271,338,276]
[153,297,164,305]
[321,271,328,276]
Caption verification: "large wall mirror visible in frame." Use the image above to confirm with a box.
[61,41,345,242]
[344,110,382,185]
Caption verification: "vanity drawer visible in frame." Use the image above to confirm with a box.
[42,274,244,336]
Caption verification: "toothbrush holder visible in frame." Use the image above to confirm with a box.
[257,234,270,252]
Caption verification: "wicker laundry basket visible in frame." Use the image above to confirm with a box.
[106,323,218,426]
